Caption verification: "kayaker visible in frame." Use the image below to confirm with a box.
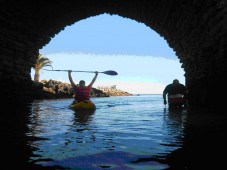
[68,70,98,104]
[163,79,189,109]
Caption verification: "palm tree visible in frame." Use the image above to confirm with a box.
[33,53,53,82]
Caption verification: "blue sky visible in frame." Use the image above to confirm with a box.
[32,13,185,94]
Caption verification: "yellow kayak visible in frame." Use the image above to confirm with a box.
[69,100,96,110]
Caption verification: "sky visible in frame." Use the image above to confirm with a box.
[31,13,185,94]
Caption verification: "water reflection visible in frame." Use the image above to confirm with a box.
[163,107,188,134]
[0,102,57,170]
[26,97,191,169]
[73,109,95,124]
[1,103,30,169]
[64,109,96,147]
[4,96,226,169]
[161,108,227,170]
[131,107,189,168]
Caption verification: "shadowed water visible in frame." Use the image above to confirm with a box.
[1,95,226,170]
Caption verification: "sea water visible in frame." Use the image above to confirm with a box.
[2,94,227,169]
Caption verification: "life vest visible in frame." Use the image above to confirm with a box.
[74,86,91,102]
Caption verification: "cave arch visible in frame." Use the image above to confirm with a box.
[1,0,226,109]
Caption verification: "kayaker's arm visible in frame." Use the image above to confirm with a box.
[68,70,76,87]
[88,71,98,87]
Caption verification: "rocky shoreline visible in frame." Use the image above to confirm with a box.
[32,79,132,100]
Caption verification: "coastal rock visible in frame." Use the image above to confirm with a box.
[97,86,132,96]
[32,80,132,100]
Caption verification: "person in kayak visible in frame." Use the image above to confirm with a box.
[68,70,98,104]
[163,79,189,109]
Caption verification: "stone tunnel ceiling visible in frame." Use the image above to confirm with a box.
[0,0,227,109]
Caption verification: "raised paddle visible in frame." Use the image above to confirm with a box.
[42,69,118,76]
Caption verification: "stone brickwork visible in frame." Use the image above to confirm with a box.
[1,0,227,109]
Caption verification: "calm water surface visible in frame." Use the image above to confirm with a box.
[2,95,226,170]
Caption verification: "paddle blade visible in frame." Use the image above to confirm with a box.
[102,70,118,76]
